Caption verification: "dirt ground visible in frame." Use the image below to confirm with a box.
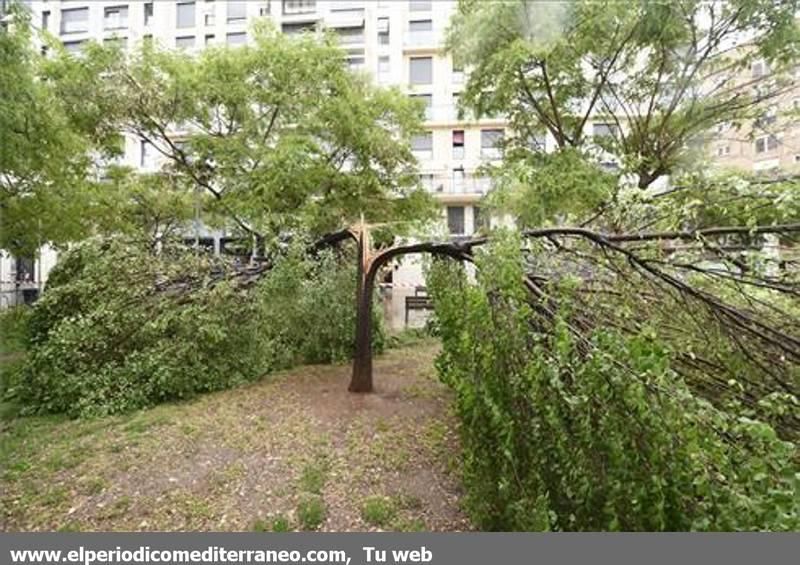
[0,341,471,532]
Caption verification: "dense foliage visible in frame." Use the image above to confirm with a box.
[427,235,798,531]
[448,0,800,191]
[0,6,121,253]
[9,239,383,417]
[1,8,434,254]
[94,21,434,246]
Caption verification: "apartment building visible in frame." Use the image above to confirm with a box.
[1,0,504,318]
[709,60,800,174]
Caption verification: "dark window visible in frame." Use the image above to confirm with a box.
[144,3,153,25]
[41,10,49,29]
[755,135,778,153]
[377,17,389,44]
[15,257,35,283]
[447,206,465,235]
[452,130,464,158]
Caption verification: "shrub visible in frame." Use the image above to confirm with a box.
[257,246,385,366]
[11,237,384,417]
[426,234,798,531]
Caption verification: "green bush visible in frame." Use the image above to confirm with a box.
[296,495,326,530]
[426,234,798,531]
[11,237,384,417]
[257,247,385,366]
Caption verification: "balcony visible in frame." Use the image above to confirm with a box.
[404,30,438,48]
[422,173,493,195]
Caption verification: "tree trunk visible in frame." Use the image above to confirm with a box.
[349,230,374,392]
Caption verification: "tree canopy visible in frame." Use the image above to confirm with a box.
[1,14,434,254]
[448,0,800,193]
[97,22,434,249]
[0,6,121,254]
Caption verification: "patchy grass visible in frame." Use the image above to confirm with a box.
[0,344,470,532]
[361,496,397,527]
[296,495,326,531]
[299,457,330,495]
[270,515,291,532]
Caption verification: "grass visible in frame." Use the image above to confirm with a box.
[296,495,326,530]
[361,495,397,527]
[1,344,468,531]
[299,457,330,495]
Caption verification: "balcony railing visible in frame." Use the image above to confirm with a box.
[404,30,438,47]
[421,173,493,195]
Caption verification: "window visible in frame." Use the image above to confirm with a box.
[15,256,35,283]
[140,140,157,168]
[283,0,316,15]
[144,3,153,26]
[593,123,619,138]
[205,34,215,45]
[104,5,128,30]
[378,55,390,73]
[409,19,432,32]
[447,206,465,235]
[103,36,128,49]
[226,32,247,45]
[347,56,365,70]
[411,132,433,159]
[377,17,389,44]
[60,7,89,34]
[176,2,195,29]
[716,145,730,157]
[410,94,432,120]
[336,26,364,45]
[481,129,504,159]
[409,57,432,85]
[452,167,465,192]
[282,21,316,35]
[452,63,464,84]
[754,135,778,153]
[259,3,270,16]
[410,0,432,11]
[176,35,195,49]
[452,93,463,120]
[62,40,85,54]
[452,130,465,159]
[407,19,432,45]
[227,1,247,22]
[41,10,50,30]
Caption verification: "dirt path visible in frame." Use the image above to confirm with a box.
[1,342,471,531]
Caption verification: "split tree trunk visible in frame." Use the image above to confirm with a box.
[350,227,374,392]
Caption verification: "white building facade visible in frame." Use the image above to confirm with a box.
[3,0,506,323]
